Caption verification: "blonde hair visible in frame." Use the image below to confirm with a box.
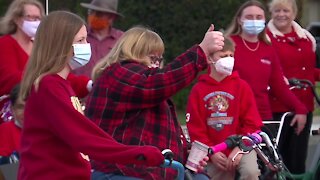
[92,26,165,81]
[20,11,85,100]
[0,0,45,35]
[269,0,297,17]
[225,0,271,45]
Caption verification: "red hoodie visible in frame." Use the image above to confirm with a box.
[186,72,262,155]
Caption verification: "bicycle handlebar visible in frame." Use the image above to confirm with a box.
[247,131,283,172]
[161,149,185,180]
[288,78,320,106]
[161,159,185,180]
[208,135,242,155]
[162,134,258,180]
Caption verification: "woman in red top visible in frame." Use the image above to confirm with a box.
[266,0,320,174]
[18,11,164,180]
[0,0,91,124]
[225,1,307,135]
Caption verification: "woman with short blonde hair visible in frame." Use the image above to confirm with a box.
[266,0,319,174]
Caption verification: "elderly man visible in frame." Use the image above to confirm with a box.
[73,0,124,78]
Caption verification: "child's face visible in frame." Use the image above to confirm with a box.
[212,50,234,62]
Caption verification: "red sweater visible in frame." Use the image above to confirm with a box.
[0,35,90,123]
[186,72,262,155]
[0,121,21,156]
[18,74,164,180]
[231,35,307,120]
[267,21,320,112]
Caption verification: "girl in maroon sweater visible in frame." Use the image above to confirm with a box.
[225,0,307,135]
[18,11,164,180]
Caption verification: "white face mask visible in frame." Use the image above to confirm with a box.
[242,20,265,35]
[214,56,235,76]
[21,20,40,39]
[69,43,92,70]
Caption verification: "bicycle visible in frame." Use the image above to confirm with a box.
[257,78,320,180]
[248,130,320,180]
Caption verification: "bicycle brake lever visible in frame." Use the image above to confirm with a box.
[231,150,249,162]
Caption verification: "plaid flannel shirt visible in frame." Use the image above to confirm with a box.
[85,45,207,179]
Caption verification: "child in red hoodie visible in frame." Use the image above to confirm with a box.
[186,37,263,180]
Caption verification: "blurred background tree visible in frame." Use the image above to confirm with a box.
[0,0,306,120]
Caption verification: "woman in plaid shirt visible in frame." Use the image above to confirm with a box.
[86,25,224,180]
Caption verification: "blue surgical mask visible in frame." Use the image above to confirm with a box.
[69,43,91,70]
[242,20,265,35]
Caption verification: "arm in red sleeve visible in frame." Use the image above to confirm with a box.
[186,84,212,146]
[238,80,263,134]
[269,50,308,114]
[0,36,26,95]
[66,73,90,98]
[39,77,163,166]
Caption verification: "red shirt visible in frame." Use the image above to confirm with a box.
[0,121,21,156]
[186,72,262,155]
[267,21,320,112]
[18,74,164,180]
[0,35,28,123]
[72,28,123,78]
[231,35,307,120]
[85,45,208,179]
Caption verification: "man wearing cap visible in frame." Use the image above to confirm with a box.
[73,0,124,78]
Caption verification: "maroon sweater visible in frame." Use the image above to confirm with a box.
[18,74,163,180]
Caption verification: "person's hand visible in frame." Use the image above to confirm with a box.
[199,24,224,62]
[290,114,307,135]
[195,156,209,173]
[226,147,243,171]
[210,152,227,171]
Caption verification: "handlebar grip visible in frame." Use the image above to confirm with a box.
[248,132,263,144]
[208,135,241,155]
[208,142,227,155]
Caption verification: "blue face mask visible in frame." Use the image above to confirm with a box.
[242,20,265,35]
[69,43,92,70]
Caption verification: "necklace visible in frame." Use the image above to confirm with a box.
[242,38,260,51]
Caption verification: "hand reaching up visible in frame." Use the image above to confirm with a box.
[199,24,224,63]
